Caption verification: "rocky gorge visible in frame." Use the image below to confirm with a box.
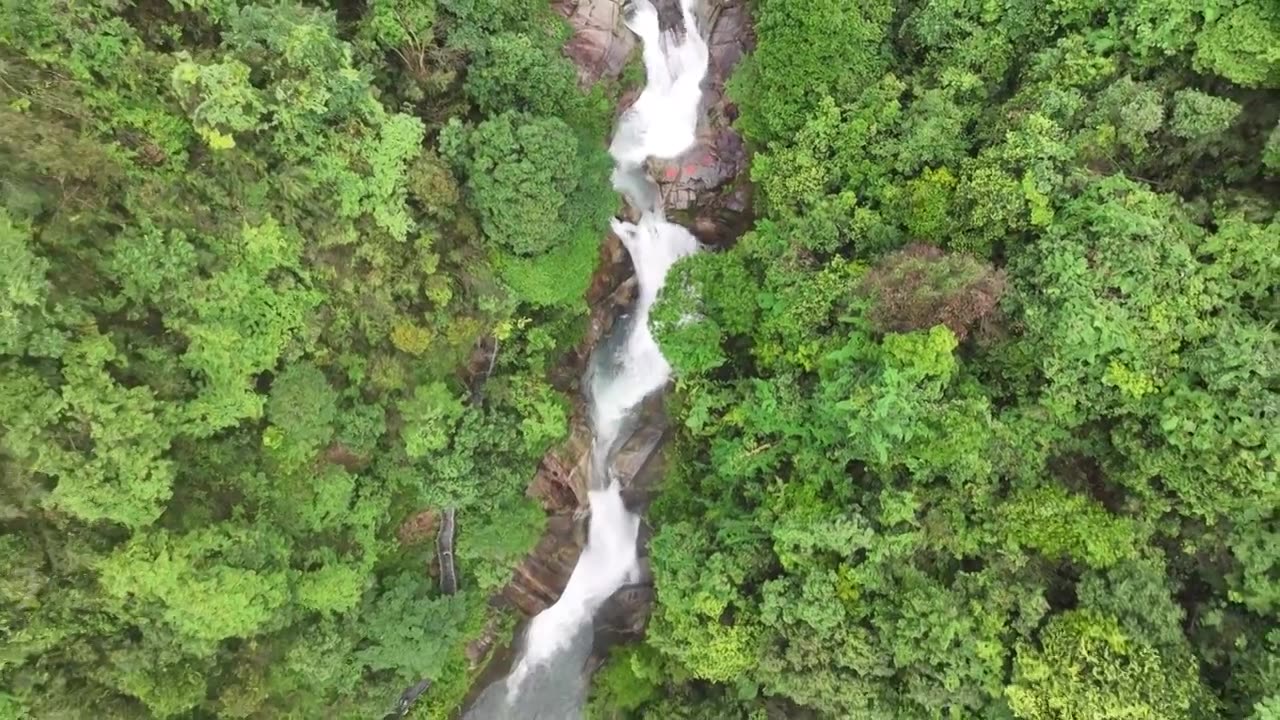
[447,0,755,713]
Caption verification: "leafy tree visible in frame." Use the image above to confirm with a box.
[0,336,176,529]
[98,525,290,648]
[1193,2,1280,88]
[265,361,339,468]
[170,57,265,150]
[177,221,323,434]
[465,32,579,116]
[856,243,1005,341]
[613,0,1280,718]
[1170,88,1242,140]
[355,572,480,682]
[897,167,957,242]
[0,211,48,355]
[7,0,1280,715]
[359,0,439,59]
[442,111,585,256]
[1007,610,1212,720]
[1265,122,1280,174]
[399,381,467,458]
[0,0,601,715]
[998,485,1143,569]
[729,0,895,144]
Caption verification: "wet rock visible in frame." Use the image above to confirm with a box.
[632,555,653,585]
[613,425,665,485]
[465,615,506,670]
[572,504,592,547]
[507,405,667,617]
[527,434,589,514]
[555,0,637,85]
[650,0,755,235]
[463,622,594,720]
[651,128,748,211]
[544,230,638,394]
[502,514,584,616]
[596,583,655,636]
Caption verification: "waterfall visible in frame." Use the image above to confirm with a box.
[595,0,706,452]
[491,0,708,711]
[610,0,709,214]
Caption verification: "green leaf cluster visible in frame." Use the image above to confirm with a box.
[0,0,608,716]
[614,0,1280,717]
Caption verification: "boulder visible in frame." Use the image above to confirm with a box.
[555,0,637,85]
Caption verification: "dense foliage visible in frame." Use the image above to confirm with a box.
[0,0,616,717]
[592,0,1280,717]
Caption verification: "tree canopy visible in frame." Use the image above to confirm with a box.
[590,0,1280,718]
[0,0,611,716]
[3,0,1278,717]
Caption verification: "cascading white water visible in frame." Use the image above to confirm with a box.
[500,0,707,706]
[610,0,709,214]
[589,216,699,451]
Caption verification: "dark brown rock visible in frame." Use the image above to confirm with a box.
[527,450,581,514]
[501,514,584,616]
[546,229,638,395]
[505,406,667,617]
[464,615,505,669]
[650,0,755,237]
[597,584,655,636]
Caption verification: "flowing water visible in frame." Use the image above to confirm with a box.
[463,1,707,716]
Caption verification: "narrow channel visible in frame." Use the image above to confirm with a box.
[462,1,709,716]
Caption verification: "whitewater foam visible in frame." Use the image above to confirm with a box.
[609,0,709,213]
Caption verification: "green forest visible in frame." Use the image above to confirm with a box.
[1,0,617,716]
[2,0,1278,718]
[591,0,1280,718]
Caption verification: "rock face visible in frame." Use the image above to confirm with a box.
[503,514,585,616]
[505,396,668,617]
[649,0,754,243]
[555,0,637,85]
[554,0,756,243]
